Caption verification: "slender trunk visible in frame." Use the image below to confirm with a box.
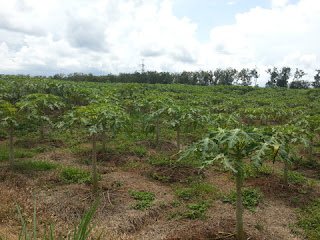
[141,115,146,134]
[9,127,14,168]
[308,137,313,161]
[236,168,244,240]
[176,125,181,151]
[92,136,98,193]
[283,161,289,188]
[40,121,44,141]
[101,132,107,152]
[156,115,160,148]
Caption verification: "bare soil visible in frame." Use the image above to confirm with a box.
[0,141,319,240]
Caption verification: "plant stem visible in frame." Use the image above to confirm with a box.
[156,115,160,149]
[236,168,244,240]
[9,126,14,168]
[101,132,107,152]
[283,161,289,187]
[176,125,181,151]
[92,136,98,193]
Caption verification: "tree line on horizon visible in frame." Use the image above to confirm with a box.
[10,67,320,89]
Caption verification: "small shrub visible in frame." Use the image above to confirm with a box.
[61,168,92,183]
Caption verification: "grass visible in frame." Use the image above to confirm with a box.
[174,181,217,201]
[279,170,308,184]
[6,194,103,240]
[130,145,148,157]
[295,198,320,239]
[0,145,36,162]
[221,188,263,212]
[167,200,210,220]
[242,163,273,179]
[128,189,155,201]
[13,160,59,172]
[128,190,155,210]
[149,172,171,182]
[60,168,92,184]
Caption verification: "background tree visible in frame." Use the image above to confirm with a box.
[312,69,320,88]
[289,68,309,89]
[236,68,253,86]
[214,68,237,85]
[265,67,279,87]
[266,67,291,88]
[277,67,291,87]
[250,68,259,86]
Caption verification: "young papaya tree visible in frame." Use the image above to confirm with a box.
[0,100,20,167]
[164,105,210,151]
[146,96,173,148]
[17,93,65,140]
[59,103,128,192]
[263,125,308,187]
[179,127,279,240]
[290,115,320,164]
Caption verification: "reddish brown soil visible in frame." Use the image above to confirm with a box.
[0,141,319,240]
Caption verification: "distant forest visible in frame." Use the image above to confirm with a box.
[17,67,320,89]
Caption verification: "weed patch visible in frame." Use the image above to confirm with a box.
[174,181,217,201]
[242,163,273,179]
[60,168,92,183]
[128,190,155,210]
[222,188,263,212]
[295,198,320,239]
[279,170,307,184]
[14,160,59,172]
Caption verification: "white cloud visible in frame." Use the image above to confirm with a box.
[0,0,319,86]
[198,0,320,85]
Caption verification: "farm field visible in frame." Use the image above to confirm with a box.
[0,75,319,240]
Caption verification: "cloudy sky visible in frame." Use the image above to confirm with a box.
[0,0,319,85]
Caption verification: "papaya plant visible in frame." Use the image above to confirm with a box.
[17,93,65,140]
[290,115,320,164]
[146,97,173,148]
[179,127,280,240]
[59,103,128,192]
[262,125,308,186]
[0,100,20,167]
[164,105,210,151]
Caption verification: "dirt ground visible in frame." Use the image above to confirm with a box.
[0,143,319,240]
